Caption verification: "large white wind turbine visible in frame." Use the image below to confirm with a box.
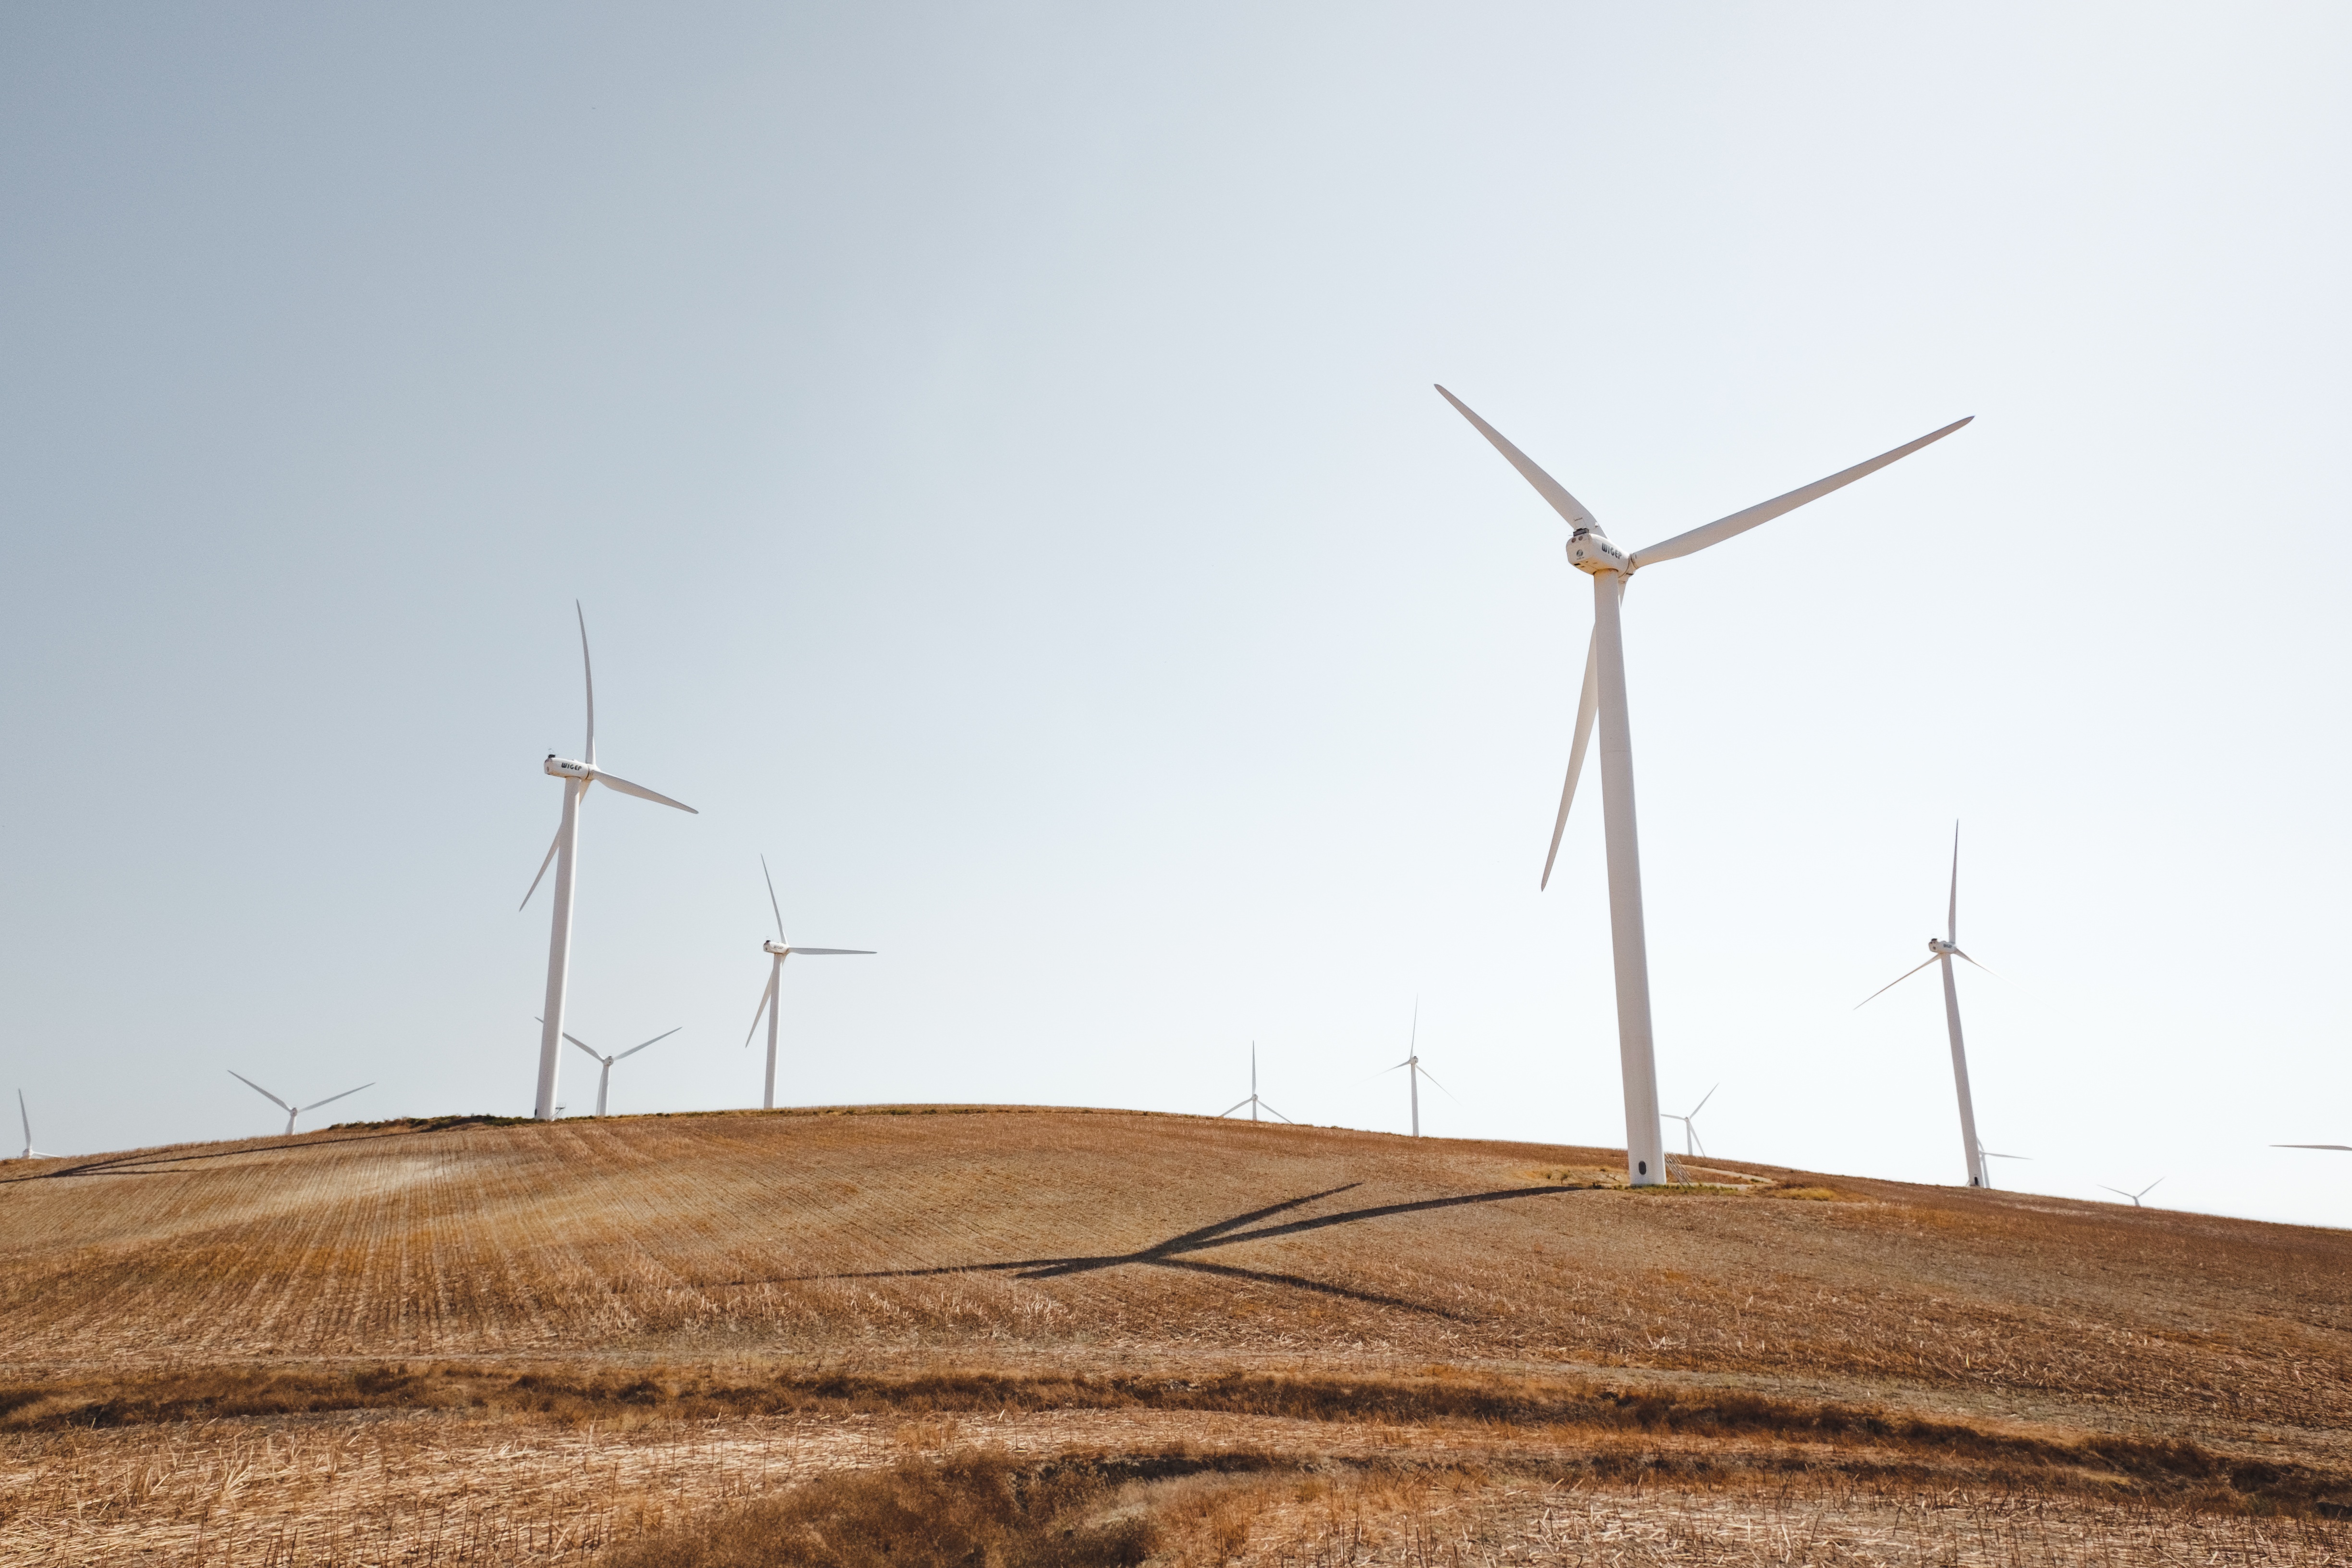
[17,1091,53,1159]
[743,856,874,1111]
[1218,1043,1291,1123]
[228,1072,371,1137]
[566,1026,680,1118]
[1857,824,2000,1188]
[1380,1002,1451,1138]
[1663,1084,1719,1158]
[1440,388,1969,1185]
[520,604,698,1123]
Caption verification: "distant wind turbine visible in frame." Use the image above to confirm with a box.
[1858,823,2001,1189]
[1440,387,1969,1185]
[18,1090,53,1159]
[1380,1001,1452,1138]
[743,856,874,1111]
[1979,1148,2028,1190]
[228,1072,371,1137]
[539,1017,681,1118]
[1662,1084,1718,1158]
[1218,1043,1291,1123]
[2100,1176,2163,1208]
[520,603,698,1124]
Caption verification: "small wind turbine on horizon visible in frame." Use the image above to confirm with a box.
[566,1027,679,1118]
[1858,824,2002,1189]
[520,604,698,1124]
[2101,1176,2163,1208]
[1662,1085,1718,1158]
[1218,1043,1291,1124]
[1380,1002,1452,1138]
[17,1090,54,1159]
[1440,387,1969,1185]
[228,1072,371,1137]
[743,856,874,1111]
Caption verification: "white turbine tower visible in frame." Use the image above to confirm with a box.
[1381,1002,1451,1138]
[228,1072,371,1137]
[1663,1084,1718,1158]
[521,603,698,1123]
[1440,388,1969,1185]
[2101,1176,2164,1208]
[566,1026,680,1118]
[1858,823,2000,1188]
[1218,1043,1291,1123]
[17,1090,54,1159]
[743,856,874,1111]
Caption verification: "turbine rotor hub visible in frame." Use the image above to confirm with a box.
[1566,527,1631,577]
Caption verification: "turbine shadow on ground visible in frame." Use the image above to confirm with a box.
[772,1182,1597,1317]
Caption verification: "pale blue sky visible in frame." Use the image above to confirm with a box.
[3,4,2348,1225]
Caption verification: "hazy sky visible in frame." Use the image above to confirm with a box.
[4,4,2348,1226]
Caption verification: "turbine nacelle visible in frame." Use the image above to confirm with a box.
[1565,527,1631,577]
[763,939,792,956]
[1928,937,1958,956]
[544,755,591,779]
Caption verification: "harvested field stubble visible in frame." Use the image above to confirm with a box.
[3,1107,2348,1564]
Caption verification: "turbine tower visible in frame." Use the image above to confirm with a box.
[1441,387,1969,1184]
[743,856,874,1111]
[521,603,698,1122]
[1218,1043,1291,1123]
[1858,824,2000,1188]
[228,1072,371,1137]
[566,1026,680,1117]
[1663,1084,1718,1158]
[17,1091,53,1159]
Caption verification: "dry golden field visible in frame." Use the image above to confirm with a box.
[2,1106,2347,1565]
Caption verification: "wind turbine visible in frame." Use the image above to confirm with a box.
[520,603,698,1123]
[1662,1084,1718,1158]
[228,1072,371,1137]
[17,1091,53,1159]
[1380,1001,1451,1137]
[1218,1043,1291,1123]
[1979,1148,2028,1190]
[1858,823,2000,1189]
[743,856,874,1111]
[2101,1176,2163,1208]
[566,1026,680,1117]
[1440,388,1968,1185]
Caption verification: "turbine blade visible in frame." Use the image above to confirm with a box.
[228,1070,293,1114]
[1629,417,1972,569]
[519,821,563,910]
[1690,1083,1719,1117]
[576,600,596,768]
[1417,1065,1460,1102]
[788,948,876,956]
[613,1027,681,1063]
[569,1037,603,1064]
[589,770,697,813]
[2099,1185,2132,1199]
[1433,385,1601,530]
[1543,628,1600,891]
[18,1089,29,1148]
[1855,956,1940,1009]
[2274,1143,2352,1151]
[760,855,787,943]
[1952,949,2004,980]
[743,966,779,1048]
[1217,1098,1252,1118]
[1259,1102,1295,1124]
[298,1082,373,1114]
[1948,821,1960,946]
[2139,1178,2164,1199]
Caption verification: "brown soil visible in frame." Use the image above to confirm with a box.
[2,1106,2346,1563]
